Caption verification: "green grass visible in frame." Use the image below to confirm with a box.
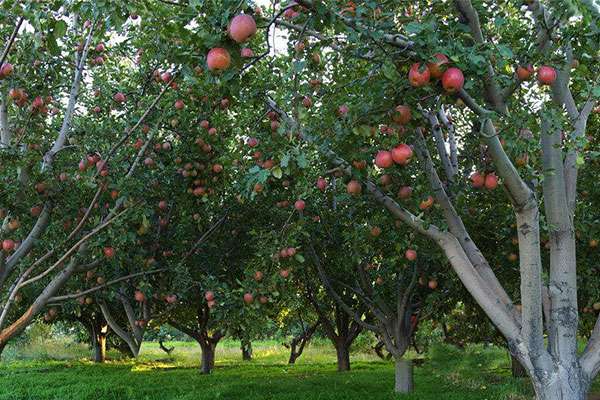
[0,339,541,400]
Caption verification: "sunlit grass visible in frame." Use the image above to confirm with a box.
[0,337,543,400]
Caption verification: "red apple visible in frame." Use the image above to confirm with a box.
[484,173,498,190]
[294,199,305,211]
[228,14,257,43]
[375,150,394,168]
[398,186,413,200]
[427,53,449,79]
[243,292,254,304]
[405,249,417,261]
[247,137,259,147]
[391,144,413,165]
[207,48,231,71]
[254,271,264,281]
[346,180,362,195]
[537,66,556,85]
[205,291,215,301]
[174,99,185,110]
[279,269,290,278]
[134,290,146,302]
[392,105,411,125]
[338,104,349,116]
[316,177,327,191]
[516,65,534,81]
[113,92,126,103]
[441,67,464,93]
[408,63,430,87]
[2,239,15,252]
[103,247,115,258]
[470,172,485,189]
[0,63,14,79]
[241,47,254,58]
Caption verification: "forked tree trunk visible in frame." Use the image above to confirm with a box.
[200,342,216,374]
[334,340,351,372]
[510,354,527,378]
[394,358,414,393]
[533,366,588,400]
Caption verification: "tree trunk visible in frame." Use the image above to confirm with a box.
[288,346,299,364]
[200,342,216,374]
[241,339,252,361]
[529,364,588,400]
[0,342,6,360]
[510,354,527,378]
[93,332,107,363]
[394,358,414,393]
[334,340,351,372]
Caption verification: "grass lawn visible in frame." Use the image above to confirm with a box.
[0,338,568,400]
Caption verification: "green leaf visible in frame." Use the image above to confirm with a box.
[272,167,283,179]
[54,20,67,37]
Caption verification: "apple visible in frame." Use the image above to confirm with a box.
[537,66,556,85]
[316,177,327,191]
[286,247,297,257]
[375,276,384,285]
[207,48,231,71]
[346,180,362,195]
[370,226,382,237]
[30,206,42,217]
[2,239,15,252]
[165,294,178,304]
[398,186,412,199]
[134,290,146,302]
[174,99,185,110]
[441,67,464,93]
[103,247,115,258]
[0,63,14,79]
[294,199,305,211]
[228,14,257,43]
[95,43,105,52]
[375,150,394,168]
[408,63,430,87]
[302,96,312,108]
[161,72,172,83]
[254,271,264,281]
[391,144,413,165]
[212,164,223,173]
[113,92,126,103]
[241,47,254,58]
[243,293,254,304]
[484,173,498,190]
[259,296,268,305]
[589,239,599,248]
[144,157,155,167]
[507,253,518,262]
[428,280,438,290]
[405,249,417,261]
[200,120,210,129]
[338,104,349,116]
[470,172,485,188]
[279,269,290,278]
[419,196,434,210]
[427,53,449,79]
[205,291,215,301]
[392,105,411,125]
[247,137,259,147]
[380,174,392,186]
[593,303,600,312]
[516,65,534,81]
